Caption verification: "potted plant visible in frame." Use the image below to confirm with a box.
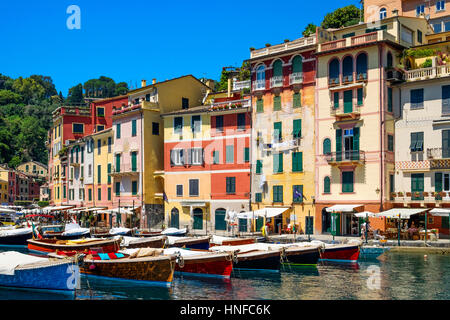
[265,43,271,47]
[398,191,404,197]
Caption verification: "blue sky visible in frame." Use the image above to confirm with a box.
[0,0,360,95]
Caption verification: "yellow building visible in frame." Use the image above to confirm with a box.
[17,161,48,179]
[0,179,8,204]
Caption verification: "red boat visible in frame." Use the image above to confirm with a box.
[27,238,121,255]
[210,235,256,247]
[319,244,360,263]
[163,248,233,279]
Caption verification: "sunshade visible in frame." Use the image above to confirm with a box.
[326,204,364,213]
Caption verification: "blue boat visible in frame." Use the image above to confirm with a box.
[0,228,33,247]
[0,251,79,293]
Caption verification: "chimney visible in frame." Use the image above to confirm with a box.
[392,9,399,17]
[141,80,146,87]
[152,78,157,84]
[227,78,232,98]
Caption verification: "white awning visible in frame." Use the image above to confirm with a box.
[236,207,289,219]
[354,211,377,218]
[376,208,428,219]
[429,208,450,217]
[0,207,18,213]
[42,205,75,213]
[326,204,364,213]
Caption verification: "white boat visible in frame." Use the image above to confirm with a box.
[161,227,187,236]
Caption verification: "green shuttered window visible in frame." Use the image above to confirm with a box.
[342,171,354,193]
[257,98,264,113]
[293,119,301,139]
[273,95,281,111]
[274,122,282,142]
[273,185,283,203]
[273,153,283,173]
[292,152,303,172]
[293,92,301,108]
[256,160,263,174]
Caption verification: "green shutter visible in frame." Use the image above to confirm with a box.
[273,153,283,173]
[273,60,282,77]
[273,186,283,203]
[324,176,331,193]
[98,188,101,201]
[255,193,262,202]
[323,138,331,155]
[344,90,353,113]
[226,145,234,163]
[244,147,250,162]
[334,92,339,109]
[353,127,360,160]
[273,95,281,111]
[292,152,303,172]
[116,123,121,139]
[336,129,342,161]
[342,171,354,193]
[435,172,443,193]
[132,181,137,195]
[132,119,137,136]
[257,99,264,113]
[97,165,101,184]
[213,150,219,164]
[108,187,111,200]
[443,130,450,158]
[107,163,111,184]
[293,119,301,139]
[274,122,282,142]
[131,152,137,171]
[293,92,301,108]
[116,154,121,172]
[357,88,363,106]
[388,87,393,112]
[292,56,303,73]
[256,160,262,174]
[115,182,120,196]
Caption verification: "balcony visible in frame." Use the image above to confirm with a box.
[391,191,450,206]
[427,147,450,169]
[250,36,316,59]
[386,68,404,83]
[110,163,140,177]
[324,150,365,166]
[404,65,450,82]
[233,80,250,91]
[289,72,303,85]
[330,105,361,121]
[252,80,266,91]
[318,30,395,53]
[270,76,283,88]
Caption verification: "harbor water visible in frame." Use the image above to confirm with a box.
[0,247,449,300]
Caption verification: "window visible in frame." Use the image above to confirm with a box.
[215,209,227,231]
[411,173,424,200]
[401,26,413,44]
[255,193,262,203]
[356,53,368,80]
[108,137,112,153]
[170,149,184,166]
[342,171,354,193]
[226,145,234,163]
[390,174,395,196]
[357,88,363,106]
[323,138,331,155]
[152,122,159,135]
[442,85,450,115]
[215,115,224,133]
[108,187,111,201]
[88,188,92,201]
[115,154,121,172]
[226,177,236,194]
[115,182,120,196]
[417,30,422,44]
[273,185,283,203]
[191,115,201,133]
[333,92,339,109]
[256,160,263,174]
[272,60,283,81]
[189,179,199,196]
[387,52,393,68]
[388,135,394,152]
[410,89,424,109]
[343,90,353,113]
[388,87,393,112]
[256,98,264,113]
[116,123,121,139]
[293,119,301,139]
[97,139,101,155]
[434,22,443,33]
[293,185,303,203]
[132,119,137,137]
[329,58,340,85]
[244,147,250,163]
[292,152,303,172]
[256,65,266,89]
[132,181,138,195]
[131,151,137,171]
[107,163,111,184]
[97,165,101,183]
[213,150,220,164]
[293,92,301,108]
[145,94,150,101]
[237,113,246,130]
[174,117,183,134]
[73,123,84,134]
[191,148,203,165]
[416,4,425,16]
[292,55,303,75]
[193,208,203,230]
[176,185,183,197]
[97,188,101,201]
[379,8,387,20]
[97,107,105,117]
[273,153,283,173]
[442,130,450,158]
[342,56,353,82]
[410,132,424,152]
[437,1,445,11]
[274,122,282,142]
[324,176,331,193]
[182,97,189,109]
[273,95,281,111]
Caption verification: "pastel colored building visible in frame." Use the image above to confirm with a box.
[314,15,433,235]
[17,161,48,179]
[162,91,251,234]
[248,34,317,234]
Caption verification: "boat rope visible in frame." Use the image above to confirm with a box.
[176,252,185,268]
[232,251,239,263]
[280,248,286,263]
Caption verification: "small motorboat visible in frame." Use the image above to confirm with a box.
[210,243,282,272]
[254,242,322,266]
[118,236,167,249]
[0,227,33,247]
[81,248,176,287]
[210,235,256,247]
[163,247,233,279]
[27,237,121,255]
[0,251,79,293]
[161,228,187,236]
[109,227,133,236]
[359,245,390,260]
[309,240,360,263]
[167,236,210,250]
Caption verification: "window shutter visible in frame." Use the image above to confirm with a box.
[256,160,262,174]
[442,85,450,115]
[274,122,282,142]
[410,132,417,151]
[293,119,301,139]
[273,95,281,111]
[443,130,450,158]
[357,88,363,106]
[292,56,303,74]
[333,92,339,109]
[257,99,263,112]
[388,87,393,112]
[292,152,303,172]
[293,92,301,108]
[131,152,137,171]
[336,129,342,161]
[324,176,331,193]
[353,127,360,160]
[343,90,353,113]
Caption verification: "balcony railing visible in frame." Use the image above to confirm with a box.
[250,36,316,59]
[391,192,450,203]
[110,163,139,176]
[324,150,365,165]
[252,80,266,91]
[270,76,283,88]
[289,72,303,85]
[318,30,395,53]
[404,65,450,82]
[330,105,361,119]
[427,147,450,160]
[232,80,250,91]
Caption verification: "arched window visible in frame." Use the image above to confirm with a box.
[256,64,266,90]
[272,60,283,87]
[329,58,340,85]
[170,208,179,229]
[215,208,227,231]
[323,138,331,155]
[292,56,303,74]
[342,56,353,83]
[379,8,387,20]
[356,53,368,80]
[324,176,331,193]
[193,208,203,230]
[387,51,393,68]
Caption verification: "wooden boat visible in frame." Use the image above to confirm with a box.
[255,243,322,266]
[167,236,210,250]
[210,235,256,247]
[163,247,233,278]
[27,238,121,255]
[0,228,33,247]
[0,251,78,293]
[161,227,187,236]
[90,227,111,238]
[210,243,281,272]
[312,241,360,263]
[80,248,176,287]
[119,236,167,249]
[133,230,163,237]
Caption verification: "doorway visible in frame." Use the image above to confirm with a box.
[322,208,331,233]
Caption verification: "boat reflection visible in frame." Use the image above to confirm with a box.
[281,264,320,276]
[318,260,360,270]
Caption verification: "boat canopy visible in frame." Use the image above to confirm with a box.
[236,207,289,219]
[376,208,428,219]
[326,204,364,213]
[428,208,450,217]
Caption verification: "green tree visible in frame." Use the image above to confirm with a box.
[0,90,23,105]
[303,23,317,37]
[115,82,129,96]
[12,77,46,104]
[66,83,84,105]
[321,5,361,29]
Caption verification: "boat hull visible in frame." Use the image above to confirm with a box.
[283,247,321,266]
[0,261,77,292]
[175,254,233,278]
[125,236,167,249]
[0,232,32,246]
[27,238,121,254]
[170,237,210,250]
[80,255,175,287]
[43,232,91,240]
[320,245,360,263]
[233,251,281,272]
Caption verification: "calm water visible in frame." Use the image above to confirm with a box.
[0,248,449,300]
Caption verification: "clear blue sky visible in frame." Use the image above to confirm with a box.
[0,0,360,96]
